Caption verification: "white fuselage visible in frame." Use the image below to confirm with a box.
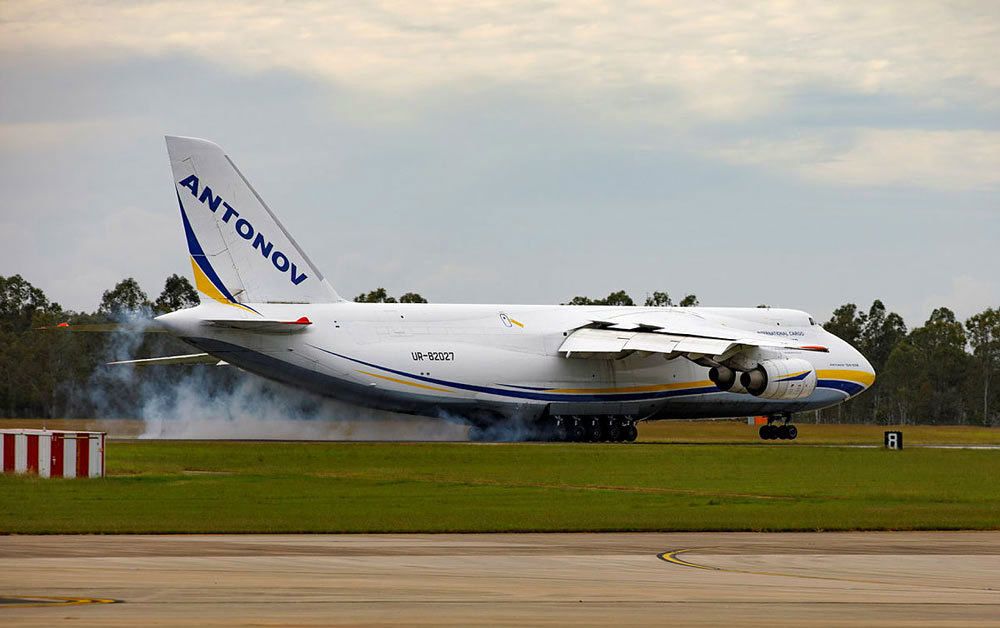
[156,302,875,425]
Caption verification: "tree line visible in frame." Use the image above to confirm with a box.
[1,275,996,425]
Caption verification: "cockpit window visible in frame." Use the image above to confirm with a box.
[808,317,816,325]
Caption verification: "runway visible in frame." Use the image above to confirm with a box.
[2,532,999,626]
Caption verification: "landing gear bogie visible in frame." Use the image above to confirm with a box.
[548,415,637,443]
[758,415,798,441]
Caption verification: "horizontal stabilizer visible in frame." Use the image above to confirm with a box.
[107,353,227,366]
[37,322,166,333]
[203,316,312,333]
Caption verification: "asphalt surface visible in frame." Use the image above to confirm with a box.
[2,532,999,626]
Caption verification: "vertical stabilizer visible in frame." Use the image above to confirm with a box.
[165,135,340,308]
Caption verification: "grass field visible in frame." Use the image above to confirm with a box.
[6,417,1000,445]
[638,420,1000,444]
[2,438,999,534]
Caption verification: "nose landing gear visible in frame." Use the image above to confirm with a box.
[759,415,798,441]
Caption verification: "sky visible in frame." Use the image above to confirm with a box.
[1,1,997,328]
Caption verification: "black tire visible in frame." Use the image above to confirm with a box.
[605,418,622,442]
[786,425,798,440]
[758,425,770,440]
[554,421,569,442]
[571,420,586,442]
[625,424,638,442]
[774,424,787,440]
[587,419,602,442]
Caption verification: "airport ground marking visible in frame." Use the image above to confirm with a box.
[0,595,119,609]
[657,549,722,571]
[656,548,999,592]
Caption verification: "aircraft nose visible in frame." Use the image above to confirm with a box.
[856,349,876,392]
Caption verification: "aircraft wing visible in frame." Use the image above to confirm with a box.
[559,311,827,360]
[107,353,227,366]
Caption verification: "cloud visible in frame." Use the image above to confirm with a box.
[716,129,1000,190]
[2,1,997,122]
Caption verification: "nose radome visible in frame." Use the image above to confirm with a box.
[857,350,876,391]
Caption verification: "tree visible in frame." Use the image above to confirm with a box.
[859,300,907,372]
[564,291,634,306]
[852,300,908,421]
[353,288,427,303]
[906,308,971,423]
[354,288,397,303]
[966,308,1000,425]
[0,274,61,332]
[880,340,927,424]
[644,291,672,307]
[824,303,865,346]
[98,278,150,318]
[679,294,699,307]
[153,274,200,314]
[602,290,634,306]
[398,292,428,304]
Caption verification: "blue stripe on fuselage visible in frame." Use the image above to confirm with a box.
[308,345,721,402]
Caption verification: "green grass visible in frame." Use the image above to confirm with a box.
[639,421,1000,444]
[2,441,999,533]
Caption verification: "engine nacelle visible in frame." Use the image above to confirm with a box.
[740,358,817,400]
[708,365,748,394]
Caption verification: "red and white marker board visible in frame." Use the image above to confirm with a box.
[0,429,105,478]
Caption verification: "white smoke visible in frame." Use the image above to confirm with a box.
[138,370,469,441]
[78,312,470,441]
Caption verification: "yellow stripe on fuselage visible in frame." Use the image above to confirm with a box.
[544,380,715,394]
[356,370,453,393]
[816,369,876,387]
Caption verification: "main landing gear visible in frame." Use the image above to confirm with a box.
[759,414,798,441]
[551,415,638,443]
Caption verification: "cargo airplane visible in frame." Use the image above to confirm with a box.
[79,136,877,441]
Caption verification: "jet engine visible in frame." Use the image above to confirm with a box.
[740,358,817,400]
[708,365,748,393]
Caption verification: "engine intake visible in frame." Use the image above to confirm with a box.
[740,358,817,400]
[708,365,747,393]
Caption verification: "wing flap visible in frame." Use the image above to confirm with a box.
[622,334,680,354]
[559,327,636,355]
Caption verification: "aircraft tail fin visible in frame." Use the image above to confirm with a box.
[165,136,341,310]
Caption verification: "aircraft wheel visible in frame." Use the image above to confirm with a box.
[776,425,789,440]
[555,424,569,442]
[786,425,798,440]
[570,418,586,442]
[625,423,638,442]
[551,417,568,442]
[758,425,770,440]
[586,418,602,442]
[604,417,622,442]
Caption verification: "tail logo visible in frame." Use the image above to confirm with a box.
[178,175,309,286]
